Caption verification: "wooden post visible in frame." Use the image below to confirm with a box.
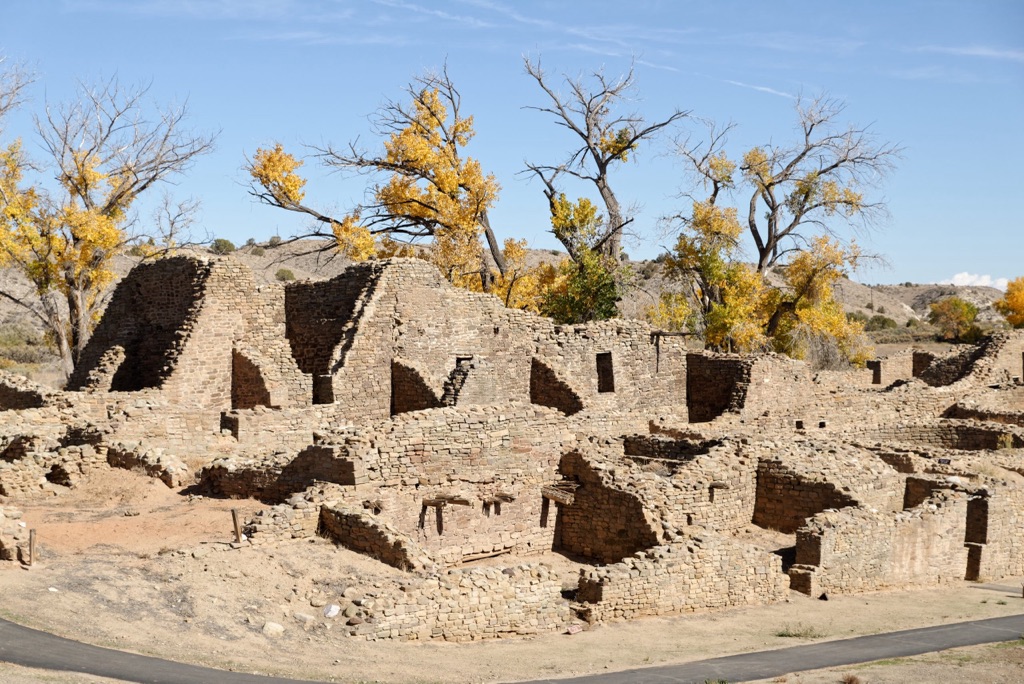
[28,529,36,566]
[231,509,242,543]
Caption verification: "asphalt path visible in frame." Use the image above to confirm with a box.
[2,612,1024,684]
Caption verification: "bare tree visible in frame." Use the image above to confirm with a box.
[677,94,902,273]
[0,75,216,377]
[523,57,688,262]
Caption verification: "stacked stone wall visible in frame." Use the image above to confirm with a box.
[853,420,1022,451]
[969,486,1024,580]
[558,451,660,563]
[575,534,789,623]
[201,445,361,502]
[0,372,51,410]
[68,257,213,393]
[753,460,858,533]
[867,352,915,385]
[685,353,750,423]
[0,505,29,562]
[360,564,573,641]
[790,491,969,595]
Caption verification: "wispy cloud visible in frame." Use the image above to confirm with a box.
[65,0,300,20]
[941,272,1009,291]
[888,65,986,84]
[914,45,1024,63]
[724,80,795,99]
[373,0,495,29]
[230,29,408,48]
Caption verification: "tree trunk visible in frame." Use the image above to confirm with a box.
[595,176,625,261]
[39,292,74,381]
[479,209,507,276]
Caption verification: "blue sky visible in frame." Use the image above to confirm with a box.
[1,0,1021,286]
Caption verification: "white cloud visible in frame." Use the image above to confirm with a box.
[914,45,1024,63]
[724,80,795,99]
[941,272,1009,291]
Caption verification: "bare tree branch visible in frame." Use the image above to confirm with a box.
[523,56,688,262]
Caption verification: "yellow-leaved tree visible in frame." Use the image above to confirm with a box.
[0,67,214,377]
[247,67,532,295]
[662,199,871,365]
[995,277,1024,328]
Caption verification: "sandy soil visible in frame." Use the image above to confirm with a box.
[2,468,1024,684]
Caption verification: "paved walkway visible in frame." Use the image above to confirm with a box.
[2,612,1024,684]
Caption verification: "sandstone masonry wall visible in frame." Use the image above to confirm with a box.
[575,533,789,623]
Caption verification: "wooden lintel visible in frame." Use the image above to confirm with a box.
[423,496,471,508]
[541,485,575,506]
[485,493,516,504]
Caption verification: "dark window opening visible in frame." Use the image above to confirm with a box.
[596,352,615,393]
[312,374,334,404]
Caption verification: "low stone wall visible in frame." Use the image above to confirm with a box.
[790,490,969,596]
[685,353,751,423]
[356,564,574,641]
[852,420,1022,451]
[0,372,52,411]
[0,444,106,499]
[575,534,789,623]
[866,352,915,386]
[0,505,29,562]
[244,498,321,545]
[105,442,190,487]
[200,445,363,502]
[318,504,428,571]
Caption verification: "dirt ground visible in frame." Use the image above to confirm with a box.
[2,468,1024,684]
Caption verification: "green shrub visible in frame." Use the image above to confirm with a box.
[275,268,295,282]
[268,235,282,247]
[847,311,868,324]
[210,238,236,255]
[865,315,898,332]
[249,246,266,257]
[961,324,986,344]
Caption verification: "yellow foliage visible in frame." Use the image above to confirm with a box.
[376,236,417,259]
[773,237,871,366]
[489,238,558,312]
[331,214,376,261]
[708,153,736,186]
[995,277,1024,328]
[790,172,864,218]
[598,127,637,162]
[550,193,602,252]
[644,291,691,332]
[784,235,860,306]
[430,223,483,289]
[1,130,131,351]
[742,147,772,186]
[663,200,742,297]
[705,263,772,352]
[373,87,498,288]
[250,144,306,206]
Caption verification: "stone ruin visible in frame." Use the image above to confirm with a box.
[2,254,1024,640]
